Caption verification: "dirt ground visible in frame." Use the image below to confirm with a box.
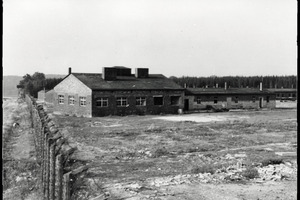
[2,98,42,200]
[48,102,297,200]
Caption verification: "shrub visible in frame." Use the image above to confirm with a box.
[242,167,259,179]
[191,164,216,174]
[153,147,169,158]
[261,158,283,166]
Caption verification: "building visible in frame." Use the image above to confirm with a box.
[53,67,185,117]
[267,88,297,101]
[37,89,55,103]
[184,86,276,111]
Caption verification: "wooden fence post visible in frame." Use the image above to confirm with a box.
[62,172,71,200]
[49,142,56,200]
[44,134,50,200]
[55,154,63,200]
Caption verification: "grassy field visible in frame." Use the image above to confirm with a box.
[49,105,297,199]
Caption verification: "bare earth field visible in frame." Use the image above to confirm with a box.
[48,101,297,200]
[3,98,42,200]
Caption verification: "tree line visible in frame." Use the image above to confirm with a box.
[170,75,297,89]
[19,72,63,98]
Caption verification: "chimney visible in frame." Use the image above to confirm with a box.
[68,67,72,75]
[102,67,117,81]
[260,82,262,91]
[224,82,227,90]
[135,68,149,78]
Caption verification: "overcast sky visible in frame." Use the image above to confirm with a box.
[3,0,297,77]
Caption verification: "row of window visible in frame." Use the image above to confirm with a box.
[58,96,180,107]
[58,95,86,106]
[276,93,296,97]
[96,97,147,107]
[196,96,270,104]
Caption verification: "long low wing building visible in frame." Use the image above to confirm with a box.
[184,87,276,111]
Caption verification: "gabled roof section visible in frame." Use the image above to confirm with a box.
[186,88,275,95]
[72,73,184,90]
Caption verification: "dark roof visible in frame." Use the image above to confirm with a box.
[186,88,275,95]
[267,88,297,93]
[71,73,184,90]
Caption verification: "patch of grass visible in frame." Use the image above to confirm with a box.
[190,164,216,174]
[261,158,283,166]
[152,147,169,158]
[242,167,259,179]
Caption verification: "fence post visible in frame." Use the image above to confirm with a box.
[44,134,50,200]
[55,154,63,200]
[49,141,56,200]
[62,172,71,200]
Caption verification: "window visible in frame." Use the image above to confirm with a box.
[117,97,127,107]
[96,98,108,107]
[234,96,239,103]
[136,97,146,106]
[69,96,75,105]
[170,96,180,105]
[266,96,270,103]
[196,97,201,104]
[252,96,256,103]
[213,97,218,104]
[79,97,87,106]
[58,95,64,104]
[153,96,163,105]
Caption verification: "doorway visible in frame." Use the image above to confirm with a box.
[259,97,263,108]
[184,99,189,111]
[226,97,232,109]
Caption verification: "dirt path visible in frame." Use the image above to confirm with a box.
[3,98,41,200]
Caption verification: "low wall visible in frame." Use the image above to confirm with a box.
[25,95,88,200]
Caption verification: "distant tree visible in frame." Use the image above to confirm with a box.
[19,72,63,98]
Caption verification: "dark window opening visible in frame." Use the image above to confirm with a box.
[252,96,256,102]
[213,97,218,104]
[136,97,146,106]
[117,97,127,107]
[266,96,270,103]
[171,96,180,105]
[96,98,108,107]
[196,97,201,104]
[234,97,238,103]
[154,96,163,105]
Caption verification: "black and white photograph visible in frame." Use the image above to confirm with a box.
[3,0,297,199]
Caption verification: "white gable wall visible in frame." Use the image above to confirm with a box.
[54,74,92,95]
[53,74,92,117]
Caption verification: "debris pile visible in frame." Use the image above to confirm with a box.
[256,162,297,181]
